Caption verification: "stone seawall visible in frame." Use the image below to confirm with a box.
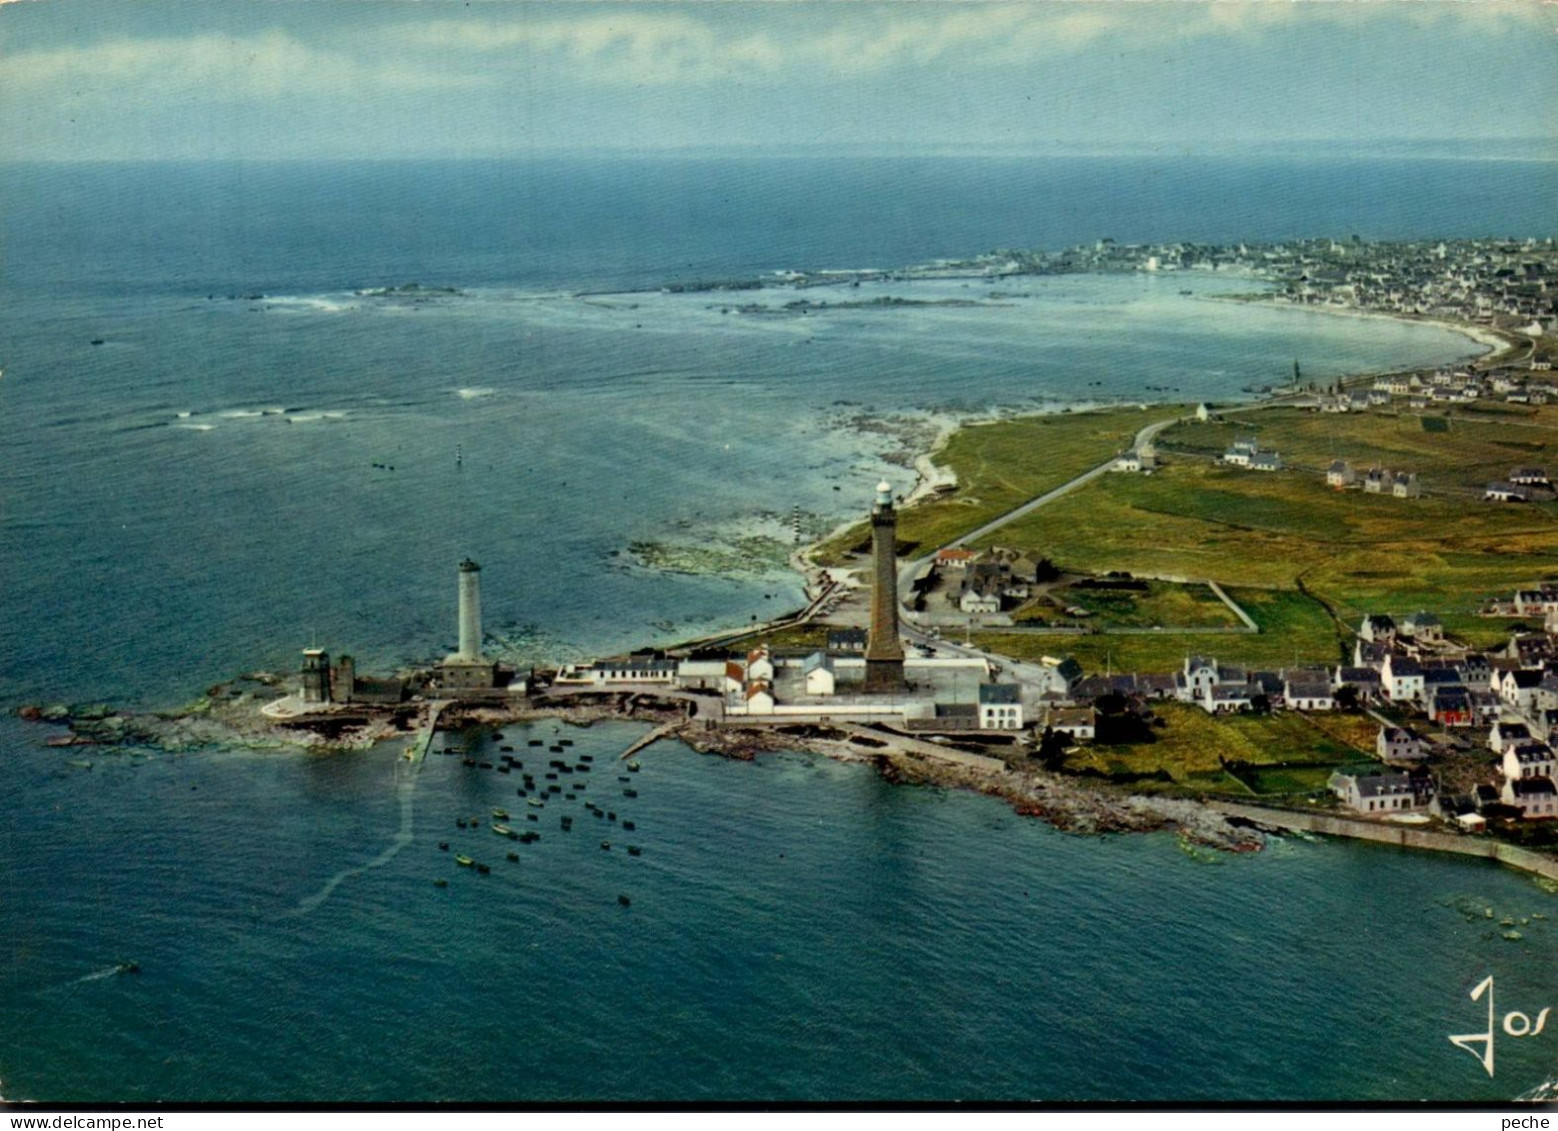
[1210,801,1558,881]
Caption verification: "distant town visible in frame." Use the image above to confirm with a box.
[669,234,1558,342]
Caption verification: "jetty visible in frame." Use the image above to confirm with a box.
[621,721,679,761]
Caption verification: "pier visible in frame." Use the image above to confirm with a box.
[407,699,453,766]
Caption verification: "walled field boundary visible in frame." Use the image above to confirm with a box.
[1209,801,1558,882]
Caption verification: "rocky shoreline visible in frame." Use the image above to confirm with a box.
[16,683,1266,853]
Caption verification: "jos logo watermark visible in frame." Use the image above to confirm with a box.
[1449,975,1552,1078]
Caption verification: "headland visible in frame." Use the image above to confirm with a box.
[18,234,1558,873]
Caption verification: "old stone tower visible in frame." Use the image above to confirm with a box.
[864,480,906,693]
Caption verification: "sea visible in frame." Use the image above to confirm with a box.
[1,155,1556,1103]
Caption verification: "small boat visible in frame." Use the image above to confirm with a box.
[561,818,573,830]
[627,846,642,857]
[498,765,511,774]
[492,823,512,836]
[528,739,543,747]
[527,813,539,822]
[493,733,505,741]
[527,797,545,808]
[470,817,482,828]
[607,812,617,822]
[438,842,450,851]
[600,841,611,851]
[456,818,468,829]
[115,960,141,975]
[478,762,494,770]
[433,878,448,888]
[623,789,638,798]
[462,758,476,767]
[549,745,564,753]
[456,854,474,866]
[475,863,490,874]
[575,764,590,773]
[506,851,519,863]
[559,739,574,747]
[492,808,510,819]
[580,754,593,762]
[619,776,631,783]
[90,338,105,346]
[627,760,641,772]
[618,894,631,907]
[548,785,562,793]
[622,821,635,831]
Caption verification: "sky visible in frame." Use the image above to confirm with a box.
[1,1,1554,160]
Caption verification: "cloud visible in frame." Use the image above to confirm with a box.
[372,2,1548,86]
[1,28,479,101]
[3,2,1546,105]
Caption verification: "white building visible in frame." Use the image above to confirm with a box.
[802,652,836,697]
[977,683,1024,730]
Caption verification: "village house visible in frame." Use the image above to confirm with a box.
[1358,614,1397,645]
[934,548,978,571]
[1485,482,1530,503]
[1034,656,1084,700]
[1513,588,1558,616]
[1455,654,1493,691]
[1510,467,1551,487]
[743,680,776,715]
[1503,742,1557,781]
[1495,668,1545,716]
[1326,460,1357,488]
[977,683,1024,730]
[1380,653,1425,704]
[1044,706,1096,742]
[1392,472,1422,498]
[802,652,836,697]
[1283,677,1334,711]
[746,645,775,683]
[674,658,732,691]
[1328,766,1426,815]
[1332,665,1383,701]
[1221,437,1260,467]
[1428,686,1475,728]
[1501,776,1558,819]
[828,627,867,654]
[1202,684,1254,715]
[1490,719,1534,753]
[1377,725,1425,762]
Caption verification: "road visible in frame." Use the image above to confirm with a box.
[897,413,1182,607]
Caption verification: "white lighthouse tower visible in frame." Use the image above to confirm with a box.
[457,557,483,661]
[441,557,497,690]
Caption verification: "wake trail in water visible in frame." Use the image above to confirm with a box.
[282,762,420,919]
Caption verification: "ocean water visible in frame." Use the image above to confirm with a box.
[1,156,1556,1102]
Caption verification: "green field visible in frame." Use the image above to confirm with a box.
[958,405,1558,666]
[812,406,1178,565]
[1066,703,1374,796]
[1020,580,1242,629]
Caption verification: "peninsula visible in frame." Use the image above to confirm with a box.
[20,234,1558,877]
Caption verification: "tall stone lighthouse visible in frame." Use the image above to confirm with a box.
[864,480,906,693]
